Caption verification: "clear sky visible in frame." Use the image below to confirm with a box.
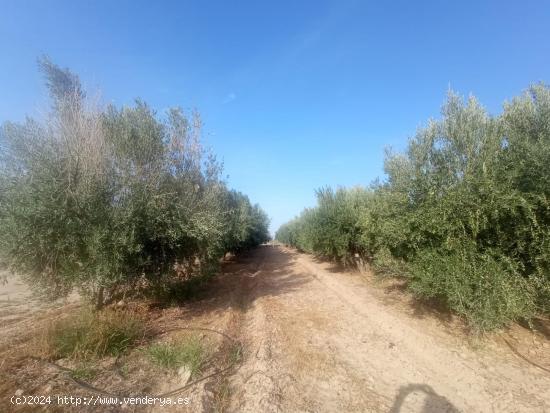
[1,0,549,233]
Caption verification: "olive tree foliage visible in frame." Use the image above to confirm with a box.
[277,85,550,332]
[0,58,270,306]
[221,189,271,254]
[276,187,371,265]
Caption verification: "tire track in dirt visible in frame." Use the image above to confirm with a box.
[227,245,550,413]
[1,247,548,412]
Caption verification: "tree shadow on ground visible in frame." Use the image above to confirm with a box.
[517,317,550,340]
[310,256,347,273]
[389,383,460,413]
[291,248,460,329]
[160,245,312,319]
[366,276,458,330]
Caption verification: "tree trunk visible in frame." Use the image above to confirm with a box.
[96,286,104,310]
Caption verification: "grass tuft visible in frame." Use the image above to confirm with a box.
[147,335,206,376]
[70,364,97,381]
[228,343,242,365]
[40,307,145,360]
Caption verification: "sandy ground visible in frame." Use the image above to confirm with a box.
[1,246,549,412]
[0,272,79,313]
[0,273,79,345]
[0,273,44,324]
[226,245,550,413]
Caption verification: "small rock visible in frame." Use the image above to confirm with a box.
[116,300,125,307]
[178,366,192,385]
[56,358,71,368]
[15,389,23,396]
[542,343,549,348]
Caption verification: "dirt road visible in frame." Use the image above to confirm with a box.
[1,246,549,412]
[224,245,550,413]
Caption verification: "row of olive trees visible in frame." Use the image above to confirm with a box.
[0,58,270,307]
[277,85,550,332]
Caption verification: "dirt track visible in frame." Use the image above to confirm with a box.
[224,245,550,413]
[1,246,549,412]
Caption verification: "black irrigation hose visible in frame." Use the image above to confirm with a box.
[503,338,550,374]
[30,326,243,399]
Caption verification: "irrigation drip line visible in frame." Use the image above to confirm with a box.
[30,326,243,399]
[503,338,550,374]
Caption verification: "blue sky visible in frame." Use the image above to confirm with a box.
[1,1,549,233]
